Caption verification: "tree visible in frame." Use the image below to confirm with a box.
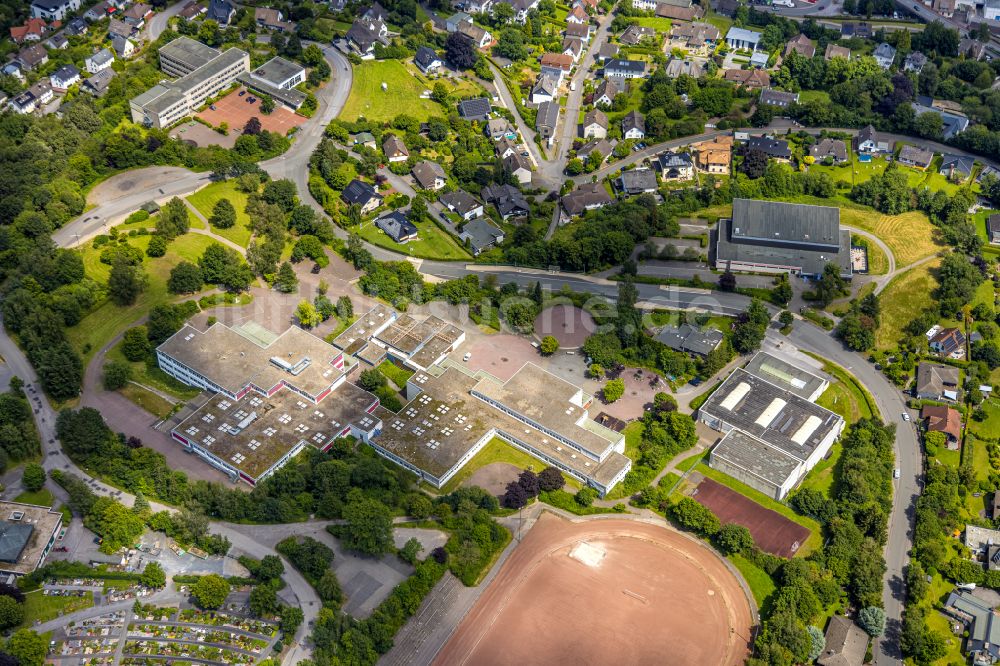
[336,296,353,319]
[858,606,886,637]
[718,270,736,292]
[502,480,529,509]
[0,597,23,630]
[603,378,625,403]
[243,117,262,135]
[357,369,386,392]
[6,630,47,666]
[295,300,322,328]
[588,363,604,378]
[256,555,284,581]
[279,606,303,634]
[779,310,794,327]
[732,299,770,354]
[446,32,478,69]
[670,497,720,536]
[107,260,145,306]
[315,570,342,605]
[209,198,236,229]
[539,335,559,355]
[156,197,190,239]
[575,486,597,507]
[399,537,422,564]
[538,466,564,492]
[140,562,166,589]
[250,582,278,617]
[168,261,203,294]
[807,625,825,661]
[517,469,540,497]
[191,574,230,609]
[260,95,276,115]
[715,523,754,555]
[275,262,298,293]
[145,235,167,258]
[814,262,848,307]
[102,359,131,393]
[342,497,394,555]
[262,179,298,212]
[122,326,151,361]
[741,148,769,179]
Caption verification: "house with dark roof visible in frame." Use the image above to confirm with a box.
[375,211,419,243]
[784,34,815,58]
[939,154,974,181]
[714,0,740,16]
[622,110,645,140]
[531,74,558,104]
[411,161,447,191]
[656,324,723,356]
[897,145,934,170]
[655,152,694,180]
[989,214,1000,245]
[16,44,48,71]
[50,64,80,90]
[123,3,152,27]
[65,17,88,35]
[582,108,608,139]
[108,17,133,39]
[440,190,484,220]
[668,22,720,53]
[341,180,383,214]
[535,100,559,140]
[854,125,892,153]
[724,68,769,89]
[457,21,492,49]
[46,32,68,49]
[577,138,613,164]
[759,87,798,108]
[458,97,491,122]
[619,168,658,195]
[346,15,388,57]
[910,98,969,140]
[943,590,1000,665]
[809,138,848,163]
[564,22,591,40]
[30,0,79,21]
[414,46,442,74]
[604,59,646,78]
[460,218,504,256]
[561,183,612,217]
[817,616,868,666]
[254,7,295,32]
[915,362,960,402]
[596,42,619,61]
[503,152,532,185]
[922,404,963,445]
[620,24,657,46]
[747,136,791,162]
[873,42,896,69]
[929,326,965,359]
[178,1,205,19]
[482,183,530,220]
[383,135,409,163]
[82,68,115,96]
[562,38,583,61]
[904,51,927,72]
[592,78,619,107]
[654,2,703,20]
[207,0,235,24]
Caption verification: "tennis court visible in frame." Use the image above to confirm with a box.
[196,87,306,135]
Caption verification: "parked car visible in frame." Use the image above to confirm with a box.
[209,104,216,111]
[893,468,901,479]
[463,352,472,362]
[902,412,910,422]
[238,90,246,96]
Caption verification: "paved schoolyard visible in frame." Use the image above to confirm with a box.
[463,462,521,496]
[196,87,306,136]
[532,305,596,348]
[168,120,236,149]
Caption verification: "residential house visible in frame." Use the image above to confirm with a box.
[725,26,761,51]
[959,38,987,60]
[784,34,815,58]
[458,97,491,121]
[668,22,720,53]
[440,189,484,220]
[446,12,472,33]
[840,21,872,38]
[935,0,956,16]
[411,161,447,191]
[111,34,135,59]
[664,58,706,78]
[83,1,116,22]
[897,145,934,170]
[809,138,848,163]
[854,125,893,153]
[30,0,80,21]
[16,44,48,71]
[178,1,205,19]
[352,132,377,150]
[50,64,80,90]
[596,42,619,61]
[10,18,52,44]
[655,151,694,180]
[622,110,645,140]
[692,135,732,174]
[503,152,532,185]
[922,404,963,445]
[656,324,723,357]
[562,38,583,61]
[457,21,492,49]
[817,616,869,666]
[566,4,589,24]
[929,326,966,358]
[582,108,608,139]
[539,64,565,86]
[619,168,658,194]
[341,179,383,214]
[942,590,1000,665]
[383,136,409,163]
[724,68,770,89]
[540,52,574,72]
[824,43,851,60]
[375,211,418,243]
[911,97,969,139]
[989,214,1000,245]
[347,15,388,57]
[499,0,539,23]
[564,22,591,41]
[482,183,529,220]
[904,51,927,72]
[413,46,444,74]
[749,51,769,68]
[940,154,974,181]
[978,165,999,184]
[122,3,151,27]
[29,78,53,105]
[531,74,558,104]
[82,68,115,96]
[654,3,703,21]
[8,89,39,114]
[459,218,505,256]
[485,117,514,140]
[759,87,798,108]
[577,138,613,164]
[714,0,740,15]
[873,42,896,69]
[65,17,88,35]
[108,18,132,40]
[536,100,559,140]
[561,183,612,217]
[46,33,68,49]
[593,78,620,107]
[620,25,656,46]
[1,63,24,81]
[254,7,295,32]
[631,0,657,9]
[914,363,960,402]
[207,0,235,23]
[496,136,519,160]
[462,0,493,14]
[604,59,646,78]
[747,136,791,162]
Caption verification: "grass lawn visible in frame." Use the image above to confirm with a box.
[857,236,889,275]
[67,233,218,363]
[630,16,673,31]
[970,398,1000,439]
[14,488,54,506]
[186,181,253,248]
[795,441,841,498]
[622,421,644,461]
[356,216,470,260]
[19,590,94,628]
[675,449,707,472]
[875,260,940,350]
[439,436,580,495]
[105,343,201,401]
[975,209,1000,247]
[378,360,414,389]
[729,552,776,609]
[798,90,830,104]
[342,60,447,123]
[694,463,823,556]
[811,359,878,422]
[120,383,175,419]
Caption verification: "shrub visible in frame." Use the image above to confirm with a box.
[575,487,598,507]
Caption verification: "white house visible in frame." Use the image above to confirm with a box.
[30,0,80,21]
[873,42,896,69]
[86,48,114,73]
[725,26,761,51]
[622,110,644,140]
[50,64,80,90]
